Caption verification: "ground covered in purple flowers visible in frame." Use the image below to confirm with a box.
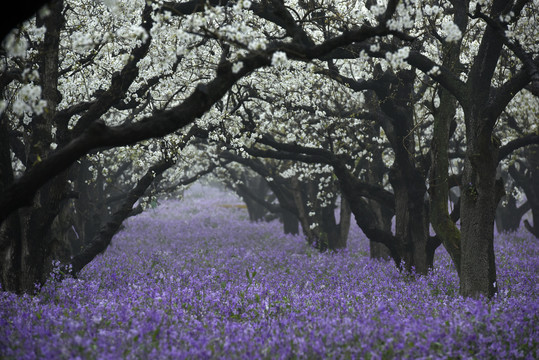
[1,185,538,359]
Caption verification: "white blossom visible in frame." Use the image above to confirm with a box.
[232,61,244,74]
[441,21,462,43]
[2,31,28,58]
[101,0,119,14]
[385,46,410,69]
[428,66,441,76]
[248,38,266,51]
[271,51,288,68]
[12,84,47,117]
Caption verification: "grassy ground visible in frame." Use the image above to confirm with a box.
[1,185,537,359]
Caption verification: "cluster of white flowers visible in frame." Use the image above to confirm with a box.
[499,11,515,24]
[101,0,119,14]
[423,5,442,16]
[12,84,47,120]
[70,31,95,54]
[231,61,244,74]
[369,4,385,17]
[271,51,288,68]
[385,46,410,69]
[428,65,441,76]
[280,166,298,179]
[387,2,416,31]
[233,0,252,11]
[370,43,381,53]
[468,0,490,13]
[248,38,267,51]
[441,20,462,43]
[2,31,29,58]
[117,24,148,43]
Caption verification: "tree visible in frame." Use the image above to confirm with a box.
[399,0,539,297]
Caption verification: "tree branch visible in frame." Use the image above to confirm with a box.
[498,134,539,162]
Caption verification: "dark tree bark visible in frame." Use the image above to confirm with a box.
[338,196,352,249]
[220,153,304,236]
[234,178,300,234]
[221,151,348,247]
[281,210,300,235]
[494,167,529,233]
[370,68,434,274]
[365,125,392,260]
[288,174,351,252]
[389,165,430,273]
[70,158,109,255]
[221,157,301,235]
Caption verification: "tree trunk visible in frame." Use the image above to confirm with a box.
[374,68,433,274]
[458,0,511,299]
[320,203,343,251]
[368,199,392,259]
[267,181,301,235]
[281,210,299,234]
[290,177,316,246]
[524,146,539,238]
[366,146,392,259]
[429,87,462,275]
[459,113,500,298]
[337,196,351,249]
[333,163,401,265]
[524,212,539,238]
[390,166,431,274]
[237,176,269,222]
[0,1,69,294]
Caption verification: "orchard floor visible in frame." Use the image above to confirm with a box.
[1,185,538,359]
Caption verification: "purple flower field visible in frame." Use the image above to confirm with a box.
[1,185,538,359]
